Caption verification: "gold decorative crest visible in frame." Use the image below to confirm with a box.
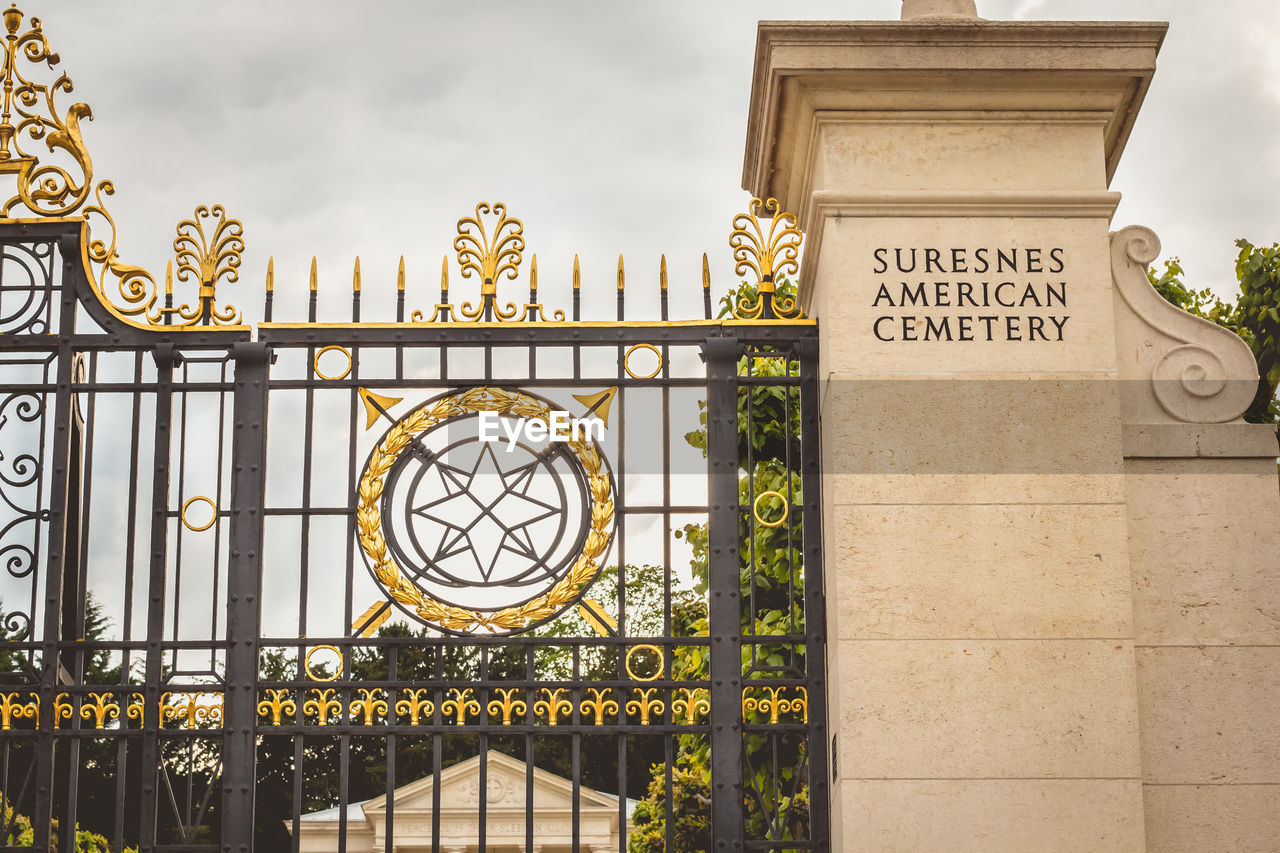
[166,204,244,326]
[356,386,614,634]
[408,202,566,323]
[729,197,803,320]
[0,6,92,217]
[0,6,244,329]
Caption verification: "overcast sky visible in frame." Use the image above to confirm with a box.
[20,0,1280,322]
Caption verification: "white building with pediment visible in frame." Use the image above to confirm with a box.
[291,750,634,852]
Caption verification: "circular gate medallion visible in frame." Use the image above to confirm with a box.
[356,387,614,634]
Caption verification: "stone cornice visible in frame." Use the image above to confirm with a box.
[743,19,1169,207]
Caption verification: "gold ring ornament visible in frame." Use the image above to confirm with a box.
[751,490,790,529]
[623,343,663,379]
[304,645,343,682]
[314,345,352,381]
[625,644,665,682]
[356,387,615,634]
[180,496,217,532]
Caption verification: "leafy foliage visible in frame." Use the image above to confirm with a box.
[627,765,712,852]
[632,275,811,849]
[2,793,138,851]
[1148,241,1280,426]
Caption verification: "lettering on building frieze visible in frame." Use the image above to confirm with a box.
[870,246,1071,342]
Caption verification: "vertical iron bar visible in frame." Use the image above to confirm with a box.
[32,276,74,848]
[431,647,442,853]
[571,645,580,853]
[705,335,744,852]
[58,354,86,853]
[170,362,190,662]
[210,359,231,668]
[137,342,177,852]
[662,340,674,852]
[115,349,144,853]
[525,646,535,853]
[384,645,397,853]
[797,335,830,847]
[616,733,625,853]
[477,646,488,852]
[221,342,270,853]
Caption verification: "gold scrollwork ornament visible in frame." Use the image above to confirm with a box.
[580,688,618,726]
[394,688,434,725]
[160,692,223,729]
[0,6,94,218]
[441,687,480,725]
[742,685,807,725]
[487,687,527,726]
[671,687,710,725]
[625,687,664,725]
[80,691,120,729]
[454,201,524,320]
[52,692,73,727]
[0,691,37,729]
[303,688,343,726]
[256,688,297,726]
[534,688,573,726]
[163,204,244,326]
[729,197,803,320]
[350,688,389,726]
[125,692,145,726]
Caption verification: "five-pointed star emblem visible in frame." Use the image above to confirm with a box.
[411,443,560,582]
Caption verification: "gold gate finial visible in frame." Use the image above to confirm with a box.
[0,6,247,329]
[453,201,524,320]
[165,204,244,326]
[0,4,92,217]
[728,197,803,320]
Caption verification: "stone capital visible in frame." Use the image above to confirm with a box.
[742,19,1167,229]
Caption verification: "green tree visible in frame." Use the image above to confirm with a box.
[1149,240,1280,426]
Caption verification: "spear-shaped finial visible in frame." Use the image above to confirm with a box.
[309,256,318,292]
[352,257,361,293]
[396,256,405,291]
[702,252,712,319]
[530,254,539,292]
[164,259,173,297]
[660,254,668,291]
[263,256,275,322]
[573,255,581,290]
[440,255,449,292]
[617,255,625,291]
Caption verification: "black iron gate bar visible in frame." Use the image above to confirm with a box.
[0,6,828,852]
[0,224,827,850]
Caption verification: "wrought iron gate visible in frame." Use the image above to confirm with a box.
[0,8,827,853]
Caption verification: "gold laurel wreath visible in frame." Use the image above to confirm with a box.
[356,387,614,633]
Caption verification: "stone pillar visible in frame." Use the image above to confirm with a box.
[1112,230,1280,851]
[742,9,1167,852]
